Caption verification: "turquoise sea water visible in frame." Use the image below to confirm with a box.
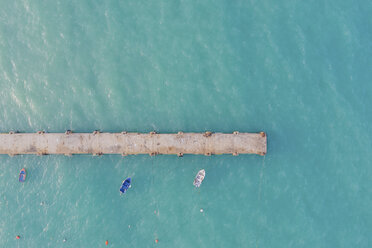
[0,0,371,247]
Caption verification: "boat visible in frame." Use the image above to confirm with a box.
[19,168,26,182]
[193,169,205,187]
[120,178,131,194]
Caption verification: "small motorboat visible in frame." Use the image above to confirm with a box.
[193,169,205,188]
[19,168,26,182]
[120,178,131,194]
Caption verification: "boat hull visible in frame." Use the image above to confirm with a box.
[120,178,131,194]
[19,168,26,182]
[193,169,205,187]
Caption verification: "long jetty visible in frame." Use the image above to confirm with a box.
[0,131,267,156]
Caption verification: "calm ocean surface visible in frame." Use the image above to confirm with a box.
[0,0,371,247]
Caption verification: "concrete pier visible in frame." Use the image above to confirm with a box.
[0,131,267,156]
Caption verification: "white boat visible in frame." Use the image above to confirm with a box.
[193,169,205,187]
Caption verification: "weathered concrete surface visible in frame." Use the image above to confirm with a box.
[0,132,267,156]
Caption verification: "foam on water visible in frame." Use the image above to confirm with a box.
[0,0,372,247]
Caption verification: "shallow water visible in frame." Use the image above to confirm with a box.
[0,0,371,247]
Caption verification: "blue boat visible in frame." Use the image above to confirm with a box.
[120,178,131,194]
[19,168,26,182]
